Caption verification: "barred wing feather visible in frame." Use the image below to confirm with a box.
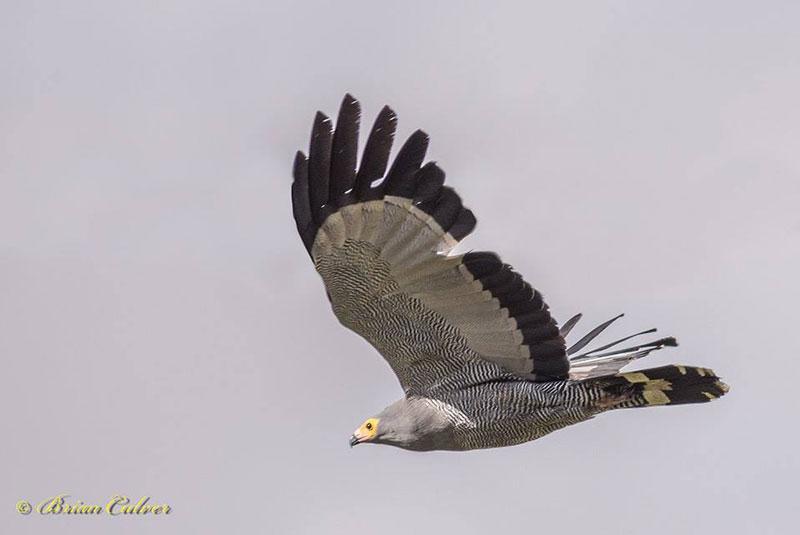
[292,95,570,393]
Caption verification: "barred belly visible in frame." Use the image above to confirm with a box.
[440,380,604,450]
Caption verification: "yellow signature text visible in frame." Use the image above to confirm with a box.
[36,494,171,516]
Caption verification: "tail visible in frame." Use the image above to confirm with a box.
[587,365,730,408]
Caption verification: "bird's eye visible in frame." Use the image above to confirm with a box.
[365,422,373,431]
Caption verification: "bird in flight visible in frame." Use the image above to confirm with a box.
[291,94,729,451]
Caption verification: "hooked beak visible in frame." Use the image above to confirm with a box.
[349,434,361,448]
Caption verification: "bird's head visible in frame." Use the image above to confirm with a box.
[349,399,449,450]
[349,417,380,447]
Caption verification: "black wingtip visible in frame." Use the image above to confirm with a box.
[386,129,430,182]
[413,161,446,203]
[662,337,678,347]
[337,95,361,122]
[309,111,333,222]
[329,96,361,204]
[567,313,626,355]
[449,208,477,241]
[559,313,583,337]
[412,128,430,142]
[354,105,398,199]
[380,105,397,123]
[314,111,331,125]
[311,111,332,140]
[293,151,307,174]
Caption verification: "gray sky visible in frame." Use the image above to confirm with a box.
[2,1,798,533]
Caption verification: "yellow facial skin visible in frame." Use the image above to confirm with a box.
[350,418,379,446]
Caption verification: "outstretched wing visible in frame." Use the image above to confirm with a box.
[292,95,569,394]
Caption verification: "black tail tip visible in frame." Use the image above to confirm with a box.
[614,365,730,406]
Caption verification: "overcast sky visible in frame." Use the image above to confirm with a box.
[2,1,798,534]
